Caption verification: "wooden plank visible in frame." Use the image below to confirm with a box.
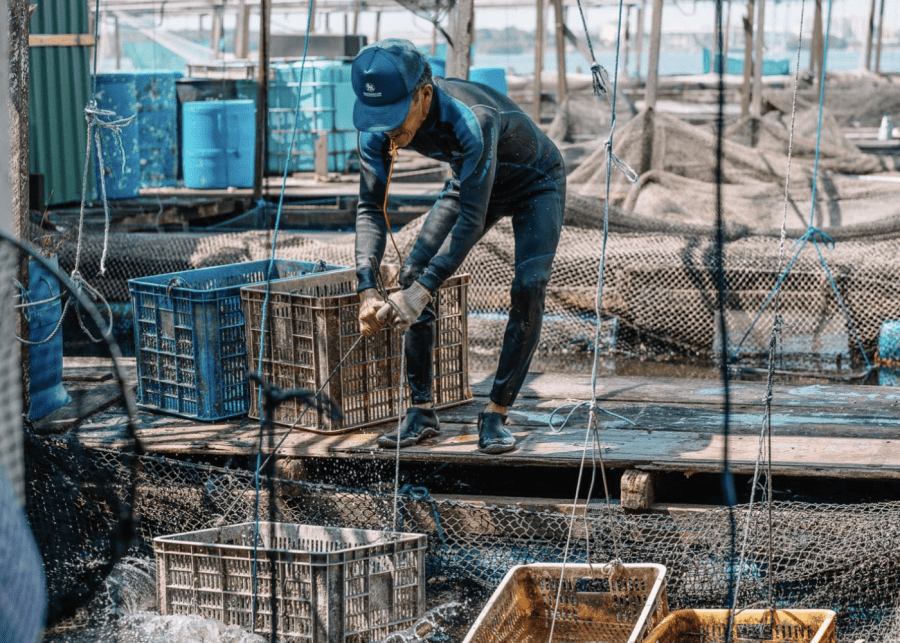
[33,382,125,435]
[29,34,96,47]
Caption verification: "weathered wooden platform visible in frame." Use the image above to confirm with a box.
[57,358,900,482]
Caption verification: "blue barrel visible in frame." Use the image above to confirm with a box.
[225,100,256,188]
[93,73,140,199]
[134,71,182,187]
[469,67,508,95]
[428,57,446,77]
[183,100,255,189]
[27,258,70,420]
[878,320,900,386]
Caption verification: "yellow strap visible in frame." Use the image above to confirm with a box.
[381,139,405,286]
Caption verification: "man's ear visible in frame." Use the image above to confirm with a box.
[419,82,434,104]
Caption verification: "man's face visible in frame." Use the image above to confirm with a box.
[386,83,433,148]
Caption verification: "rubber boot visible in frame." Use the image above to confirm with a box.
[478,411,516,454]
[377,407,441,448]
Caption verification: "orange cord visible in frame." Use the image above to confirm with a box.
[381,139,405,286]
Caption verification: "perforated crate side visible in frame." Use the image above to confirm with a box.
[641,609,836,643]
[242,272,471,433]
[463,563,668,643]
[153,522,427,643]
[129,260,340,421]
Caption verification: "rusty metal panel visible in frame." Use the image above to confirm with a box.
[28,0,92,205]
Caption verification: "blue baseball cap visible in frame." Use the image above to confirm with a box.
[351,39,426,133]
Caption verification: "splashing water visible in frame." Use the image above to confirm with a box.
[375,602,466,643]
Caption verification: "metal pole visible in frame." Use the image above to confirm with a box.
[114,13,122,69]
[810,0,822,76]
[634,0,645,80]
[552,0,567,104]
[623,5,631,80]
[644,0,663,110]
[375,11,381,42]
[533,0,545,122]
[751,0,765,117]
[253,0,270,201]
[740,0,754,117]
[235,0,250,58]
[865,0,876,71]
[352,0,359,34]
[211,5,223,58]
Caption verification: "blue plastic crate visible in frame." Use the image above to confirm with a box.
[128,259,343,421]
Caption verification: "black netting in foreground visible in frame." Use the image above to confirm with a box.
[26,435,900,643]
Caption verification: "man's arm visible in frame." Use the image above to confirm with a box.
[355,132,392,292]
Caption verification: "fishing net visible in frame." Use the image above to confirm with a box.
[0,239,23,501]
[27,436,900,643]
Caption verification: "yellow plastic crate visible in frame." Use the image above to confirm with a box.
[463,562,669,643]
[642,609,837,643]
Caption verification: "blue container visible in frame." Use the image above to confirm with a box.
[134,71,182,187]
[129,259,345,420]
[428,57,446,77]
[469,67,508,95]
[878,320,900,386]
[93,73,140,199]
[27,258,71,420]
[182,100,255,189]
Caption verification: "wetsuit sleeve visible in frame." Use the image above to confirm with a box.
[416,108,499,293]
[355,132,391,293]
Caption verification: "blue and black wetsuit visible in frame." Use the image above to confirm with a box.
[356,76,566,409]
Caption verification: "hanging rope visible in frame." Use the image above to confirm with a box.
[382,139,407,282]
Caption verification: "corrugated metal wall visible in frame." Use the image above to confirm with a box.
[29,0,92,206]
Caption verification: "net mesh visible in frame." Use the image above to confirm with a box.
[26,434,900,643]
[0,239,23,502]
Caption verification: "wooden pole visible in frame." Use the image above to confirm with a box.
[623,5,632,79]
[309,0,316,32]
[634,0,645,80]
[431,23,437,56]
[446,0,474,80]
[533,0,545,122]
[253,0,270,200]
[740,0,754,117]
[352,0,359,34]
[211,5,223,58]
[723,0,732,66]
[235,0,250,59]
[865,0,876,71]
[114,14,122,69]
[343,13,348,36]
[375,12,382,43]
[644,0,664,110]
[552,0,567,104]
[875,0,886,75]
[810,0,822,76]
[751,0,765,117]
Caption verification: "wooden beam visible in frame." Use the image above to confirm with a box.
[552,0,567,104]
[234,0,249,58]
[533,0,545,122]
[253,0,270,200]
[875,0,886,75]
[740,0,754,117]
[446,0,474,80]
[864,0,876,71]
[644,0,663,110]
[28,33,97,47]
[750,0,765,117]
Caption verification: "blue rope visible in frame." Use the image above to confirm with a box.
[730,0,870,371]
[251,0,315,626]
[396,484,446,543]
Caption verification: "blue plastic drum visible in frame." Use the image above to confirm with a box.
[182,100,255,189]
[27,258,70,420]
[469,67,508,95]
[878,320,900,386]
[93,73,140,199]
[134,71,182,187]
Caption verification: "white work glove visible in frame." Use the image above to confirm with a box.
[358,288,385,337]
[376,282,432,332]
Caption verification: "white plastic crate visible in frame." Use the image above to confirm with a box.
[154,522,426,643]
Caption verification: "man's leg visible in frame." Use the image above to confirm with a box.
[480,183,565,453]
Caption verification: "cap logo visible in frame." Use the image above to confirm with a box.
[363,81,381,98]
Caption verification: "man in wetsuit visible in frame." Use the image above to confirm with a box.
[351,38,566,454]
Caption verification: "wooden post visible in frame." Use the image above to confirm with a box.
[10,0,30,452]
[430,24,437,56]
[533,0,545,123]
[446,0,474,80]
[864,0,876,71]
[623,5,632,80]
[343,13,348,36]
[352,0,359,35]
[211,5,223,58]
[751,0,765,117]
[634,0,645,80]
[810,0,822,77]
[113,13,122,69]
[740,0,754,117]
[253,0,270,201]
[552,0,567,105]
[875,0,886,75]
[375,12,382,43]
[644,0,663,110]
[309,0,316,33]
[723,0,732,67]
[235,0,250,59]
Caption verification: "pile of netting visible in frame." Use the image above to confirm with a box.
[25,431,900,642]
